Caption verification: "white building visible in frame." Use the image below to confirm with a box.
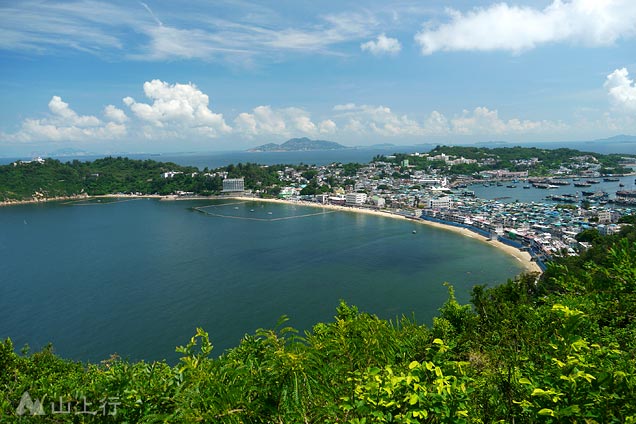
[427,196,451,209]
[222,178,245,192]
[371,195,385,208]
[346,192,367,205]
[161,171,183,179]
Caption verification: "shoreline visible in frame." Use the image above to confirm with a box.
[2,193,541,274]
[227,196,542,274]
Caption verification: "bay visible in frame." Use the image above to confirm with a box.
[0,198,523,363]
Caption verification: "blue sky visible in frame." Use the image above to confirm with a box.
[1,0,636,155]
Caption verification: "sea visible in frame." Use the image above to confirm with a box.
[2,142,636,364]
[1,198,524,364]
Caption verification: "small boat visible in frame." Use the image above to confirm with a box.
[250,209,255,212]
[412,230,417,234]
[506,184,517,188]
[587,179,601,184]
[523,185,531,189]
[619,183,625,188]
[234,206,239,209]
[267,212,273,215]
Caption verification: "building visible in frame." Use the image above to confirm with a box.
[426,196,451,209]
[346,192,367,205]
[371,195,385,208]
[161,171,183,179]
[222,178,245,192]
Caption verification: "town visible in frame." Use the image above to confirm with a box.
[193,147,636,270]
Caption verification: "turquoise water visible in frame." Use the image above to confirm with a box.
[1,199,524,363]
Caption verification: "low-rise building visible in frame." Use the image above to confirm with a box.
[346,192,367,205]
[427,196,451,209]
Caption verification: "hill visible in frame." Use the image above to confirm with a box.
[2,224,636,422]
[247,137,346,152]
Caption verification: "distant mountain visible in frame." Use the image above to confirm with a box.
[247,137,347,152]
[592,134,636,143]
[366,143,397,148]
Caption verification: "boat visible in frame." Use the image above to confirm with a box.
[250,209,255,212]
[547,179,570,186]
[506,184,517,188]
[587,179,601,184]
[573,182,592,187]
[619,183,625,188]
[267,211,273,215]
[496,182,503,186]
[523,185,531,189]
[603,177,620,182]
[412,230,417,234]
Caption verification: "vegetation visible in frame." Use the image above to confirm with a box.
[2,226,636,422]
[0,158,294,201]
[378,146,635,177]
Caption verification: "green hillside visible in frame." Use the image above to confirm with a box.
[2,225,636,422]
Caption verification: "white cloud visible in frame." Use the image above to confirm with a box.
[319,119,337,134]
[0,2,379,63]
[423,111,450,135]
[233,105,320,137]
[48,96,101,127]
[4,96,126,142]
[605,67,636,112]
[360,33,401,55]
[450,107,565,135]
[123,80,231,137]
[332,103,564,137]
[415,0,636,55]
[334,103,425,136]
[104,105,128,123]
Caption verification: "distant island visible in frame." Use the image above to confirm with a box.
[247,137,347,152]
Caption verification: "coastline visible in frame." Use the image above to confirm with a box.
[1,193,541,274]
[227,196,542,274]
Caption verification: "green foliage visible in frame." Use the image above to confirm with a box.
[1,228,636,422]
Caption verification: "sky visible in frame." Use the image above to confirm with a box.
[1,0,636,155]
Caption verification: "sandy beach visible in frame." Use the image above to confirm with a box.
[228,196,542,274]
[2,192,541,274]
